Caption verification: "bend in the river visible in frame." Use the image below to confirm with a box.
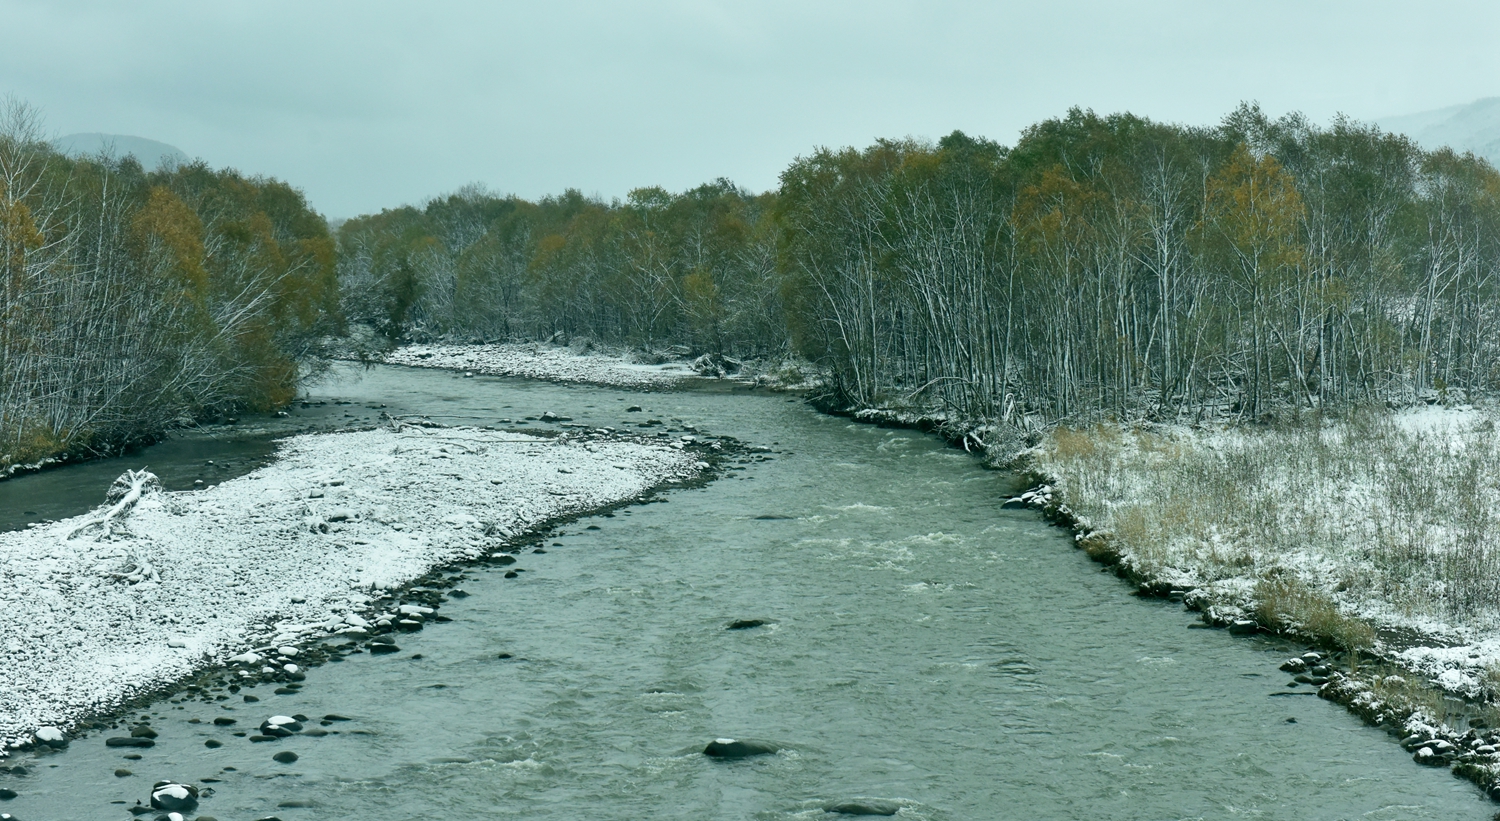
[0,363,1489,819]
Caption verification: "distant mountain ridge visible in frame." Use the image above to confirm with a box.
[1378,98,1500,168]
[51,133,189,170]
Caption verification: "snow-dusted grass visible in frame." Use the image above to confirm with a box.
[1031,407,1500,693]
[0,424,704,751]
[382,342,698,387]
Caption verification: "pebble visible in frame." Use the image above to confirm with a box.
[204,739,223,748]
[115,769,133,777]
[272,751,299,764]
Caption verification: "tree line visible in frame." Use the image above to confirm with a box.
[9,99,1495,474]
[342,104,1500,428]
[336,180,786,357]
[0,101,338,472]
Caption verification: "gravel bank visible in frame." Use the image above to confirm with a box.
[0,423,705,752]
[382,342,698,388]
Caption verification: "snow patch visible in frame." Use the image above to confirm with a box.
[0,424,701,751]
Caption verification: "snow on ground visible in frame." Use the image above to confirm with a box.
[1030,404,1500,699]
[0,424,703,751]
[382,342,698,388]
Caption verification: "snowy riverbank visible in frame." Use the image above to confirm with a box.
[378,340,826,392]
[1022,406,1500,795]
[380,342,699,388]
[1028,407,1500,669]
[0,423,706,752]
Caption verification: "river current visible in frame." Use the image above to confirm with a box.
[0,363,1489,819]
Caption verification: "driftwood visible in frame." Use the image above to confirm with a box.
[66,469,161,541]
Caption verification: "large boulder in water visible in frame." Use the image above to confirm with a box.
[825,798,901,815]
[703,738,780,759]
[150,781,199,812]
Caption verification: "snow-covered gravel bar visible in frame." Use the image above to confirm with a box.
[0,424,705,751]
[383,342,697,387]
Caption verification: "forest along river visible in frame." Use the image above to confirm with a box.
[1,363,1490,819]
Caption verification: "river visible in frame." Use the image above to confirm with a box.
[0,363,1488,819]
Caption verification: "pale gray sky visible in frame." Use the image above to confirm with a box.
[5,0,1498,219]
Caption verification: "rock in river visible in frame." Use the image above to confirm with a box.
[825,798,901,816]
[726,619,769,630]
[272,751,299,764]
[1228,619,1258,636]
[260,716,303,735]
[150,781,199,813]
[105,737,154,748]
[703,738,780,759]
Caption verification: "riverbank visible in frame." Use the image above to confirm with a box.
[807,392,1500,800]
[374,339,825,392]
[1021,406,1500,798]
[380,341,699,388]
[0,421,709,754]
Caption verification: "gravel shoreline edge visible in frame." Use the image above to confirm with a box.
[0,420,734,759]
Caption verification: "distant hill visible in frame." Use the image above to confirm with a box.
[1378,98,1500,168]
[51,133,189,170]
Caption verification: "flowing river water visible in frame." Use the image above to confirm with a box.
[0,363,1490,819]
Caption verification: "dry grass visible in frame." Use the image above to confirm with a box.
[1252,576,1376,659]
[1035,409,1500,635]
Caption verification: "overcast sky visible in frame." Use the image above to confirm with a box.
[4,1,1498,219]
